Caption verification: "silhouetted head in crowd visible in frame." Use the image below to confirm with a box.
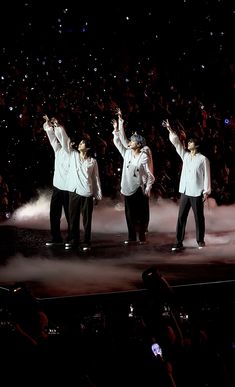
[9,282,38,314]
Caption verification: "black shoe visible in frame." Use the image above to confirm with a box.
[198,241,205,249]
[81,243,91,252]
[45,240,63,247]
[138,240,148,245]
[65,241,79,250]
[124,240,137,246]
[171,243,184,251]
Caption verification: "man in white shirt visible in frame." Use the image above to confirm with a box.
[162,119,211,251]
[43,115,71,246]
[63,137,102,251]
[112,114,155,245]
[113,108,154,234]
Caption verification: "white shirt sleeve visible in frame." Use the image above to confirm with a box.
[43,122,60,153]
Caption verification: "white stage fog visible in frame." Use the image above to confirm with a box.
[0,190,235,298]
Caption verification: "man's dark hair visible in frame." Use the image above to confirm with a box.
[71,137,94,157]
[188,137,200,148]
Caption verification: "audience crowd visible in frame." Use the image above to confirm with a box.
[1,275,235,386]
[1,39,235,219]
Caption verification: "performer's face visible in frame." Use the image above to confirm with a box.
[188,140,196,151]
[128,140,140,150]
[50,117,58,127]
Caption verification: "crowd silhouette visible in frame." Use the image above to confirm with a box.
[1,51,235,218]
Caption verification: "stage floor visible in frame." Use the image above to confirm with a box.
[1,197,235,387]
[0,197,235,299]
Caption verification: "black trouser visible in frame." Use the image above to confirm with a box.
[176,193,205,244]
[124,187,149,241]
[69,192,93,245]
[50,187,70,241]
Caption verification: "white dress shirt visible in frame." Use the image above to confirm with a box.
[113,131,155,196]
[66,150,102,199]
[52,125,102,199]
[43,122,71,191]
[169,132,211,196]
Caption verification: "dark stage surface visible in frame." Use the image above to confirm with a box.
[0,195,235,300]
[1,197,235,386]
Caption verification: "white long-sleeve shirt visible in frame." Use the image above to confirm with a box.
[43,122,71,191]
[113,130,155,196]
[53,124,102,199]
[117,119,154,174]
[169,131,211,197]
[66,150,102,199]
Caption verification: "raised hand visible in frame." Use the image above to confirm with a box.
[116,107,122,117]
[115,107,124,124]
[111,118,118,131]
[162,119,171,131]
[43,114,49,122]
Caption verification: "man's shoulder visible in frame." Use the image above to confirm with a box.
[198,152,209,160]
[140,151,148,161]
[88,156,98,165]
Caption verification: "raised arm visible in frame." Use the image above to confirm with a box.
[162,119,185,160]
[162,118,174,135]
[54,124,71,152]
[116,108,129,148]
[112,116,127,158]
[43,115,61,153]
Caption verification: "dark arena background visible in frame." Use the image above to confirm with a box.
[1,1,235,386]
